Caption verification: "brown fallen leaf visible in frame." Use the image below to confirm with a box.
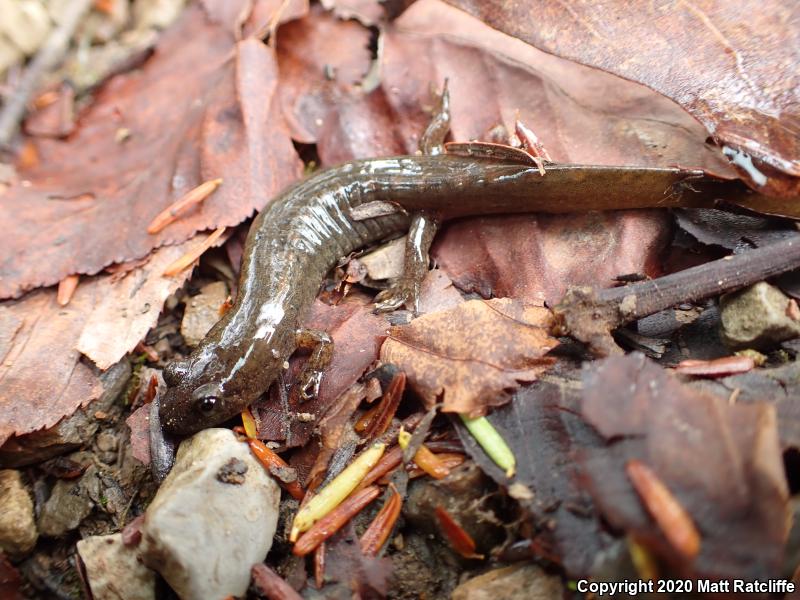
[76,237,207,369]
[453,373,611,576]
[0,3,302,299]
[0,243,196,448]
[276,6,374,146]
[674,355,754,377]
[381,298,557,415]
[433,211,672,305]
[382,0,735,174]
[444,0,799,196]
[581,353,789,580]
[626,459,701,560]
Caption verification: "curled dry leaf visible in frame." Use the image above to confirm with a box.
[380,298,558,415]
[444,0,799,196]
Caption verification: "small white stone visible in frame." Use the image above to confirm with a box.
[140,428,280,600]
[77,533,155,600]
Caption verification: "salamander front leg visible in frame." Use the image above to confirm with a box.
[374,212,439,314]
[295,328,333,401]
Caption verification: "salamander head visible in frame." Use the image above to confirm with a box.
[159,344,281,435]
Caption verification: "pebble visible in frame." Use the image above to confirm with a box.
[77,533,155,600]
[720,282,800,350]
[139,428,280,600]
[451,563,564,600]
[0,470,38,557]
[37,466,95,537]
[180,281,229,347]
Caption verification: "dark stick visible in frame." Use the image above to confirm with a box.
[553,234,800,356]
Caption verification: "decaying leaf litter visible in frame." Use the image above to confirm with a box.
[0,0,799,598]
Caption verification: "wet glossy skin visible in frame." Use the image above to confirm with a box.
[160,155,725,434]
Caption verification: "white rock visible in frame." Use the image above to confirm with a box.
[77,533,155,600]
[140,428,280,600]
[0,470,37,557]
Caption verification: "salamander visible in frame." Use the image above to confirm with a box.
[159,96,772,435]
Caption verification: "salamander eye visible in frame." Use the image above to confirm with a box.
[197,396,218,414]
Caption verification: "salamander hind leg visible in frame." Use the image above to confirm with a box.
[295,328,333,401]
[374,212,439,315]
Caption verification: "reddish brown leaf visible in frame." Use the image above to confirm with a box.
[0,4,302,299]
[381,298,557,415]
[675,355,755,377]
[581,353,789,580]
[0,242,195,447]
[382,0,735,175]
[434,506,483,559]
[444,0,800,195]
[276,6,374,146]
[360,485,402,556]
[626,459,701,560]
[432,211,672,306]
[293,485,381,556]
[251,563,304,600]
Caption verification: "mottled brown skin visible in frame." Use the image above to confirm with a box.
[160,152,758,434]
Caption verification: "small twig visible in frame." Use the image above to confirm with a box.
[554,235,800,356]
[0,0,93,147]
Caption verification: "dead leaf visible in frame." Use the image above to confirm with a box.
[453,373,612,576]
[276,6,373,145]
[0,3,302,299]
[674,355,754,377]
[443,0,799,196]
[688,360,800,452]
[77,238,206,369]
[0,288,104,448]
[381,298,557,415]
[125,404,151,466]
[433,211,671,305]
[581,353,789,580]
[382,0,735,174]
[0,243,195,447]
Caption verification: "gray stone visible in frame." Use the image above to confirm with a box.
[140,428,280,600]
[180,282,229,346]
[720,282,800,350]
[38,466,96,537]
[451,563,564,600]
[0,470,37,557]
[77,533,155,600]
[0,360,131,467]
